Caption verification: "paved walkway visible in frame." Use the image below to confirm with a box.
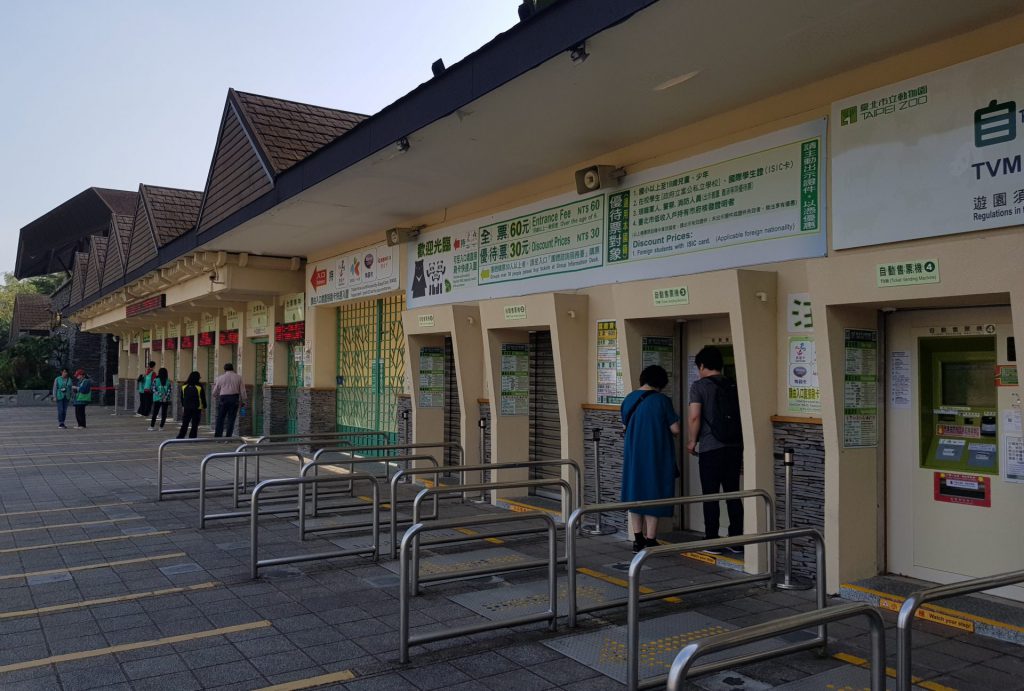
[0,407,1019,690]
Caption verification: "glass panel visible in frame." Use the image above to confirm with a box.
[941,361,997,408]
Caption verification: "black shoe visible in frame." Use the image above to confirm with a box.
[644,538,660,548]
[632,538,645,553]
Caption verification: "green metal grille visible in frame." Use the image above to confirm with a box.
[253,341,268,435]
[286,342,304,435]
[336,294,406,451]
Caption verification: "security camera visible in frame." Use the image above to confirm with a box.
[209,272,218,281]
[385,226,423,246]
[574,165,625,195]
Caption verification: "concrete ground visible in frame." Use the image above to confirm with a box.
[0,406,1020,690]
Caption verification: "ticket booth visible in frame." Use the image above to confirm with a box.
[886,307,1024,600]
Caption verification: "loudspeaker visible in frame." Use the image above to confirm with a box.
[574,165,625,195]
[386,227,421,246]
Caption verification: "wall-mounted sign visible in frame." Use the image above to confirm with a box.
[504,304,527,321]
[219,329,239,346]
[500,343,529,416]
[407,120,826,309]
[129,342,139,354]
[152,338,163,352]
[833,43,1024,249]
[185,320,197,337]
[934,472,991,507]
[201,314,217,333]
[166,324,179,338]
[247,303,268,337]
[142,330,151,344]
[418,346,444,408]
[1003,435,1024,483]
[417,314,435,328]
[843,329,878,448]
[197,331,215,348]
[125,294,165,318]
[596,320,624,405]
[274,322,305,342]
[155,326,165,343]
[282,293,304,324]
[225,308,241,332]
[787,335,821,414]
[877,259,939,287]
[996,364,1018,387]
[164,338,178,351]
[180,335,195,350]
[308,243,399,307]
[641,337,674,378]
[652,286,689,307]
[787,293,814,333]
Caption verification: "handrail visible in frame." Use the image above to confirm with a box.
[566,490,776,627]
[156,437,245,500]
[897,569,1024,691]
[297,454,441,539]
[398,512,557,664]
[667,603,887,691]
[254,431,390,444]
[410,478,573,593]
[232,435,370,502]
[199,450,303,528]
[388,459,582,559]
[628,528,826,691]
[250,471,380,579]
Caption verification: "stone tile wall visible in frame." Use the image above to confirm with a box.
[583,408,626,532]
[263,385,290,436]
[772,420,825,581]
[298,388,336,436]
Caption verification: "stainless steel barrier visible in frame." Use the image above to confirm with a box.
[410,478,573,593]
[156,437,245,500]
[627,527,826,690]
[566,490,776,627]
[250,471,380,579]
[667,603,886,691]
[254,431,390,444]
[388,459,583,559]
[398,512,558,664]
[231,435,368,502]
[199,450,304,528]
[297,454,442,540]
[897,569,1024,691]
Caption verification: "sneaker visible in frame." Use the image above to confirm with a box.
[724,545,744,555]
[701,546,725,555]
[632,538,645,554]
[147,427,156,431]
[73,425,82,429]
[134,413,144,418]
[644,538,660,549]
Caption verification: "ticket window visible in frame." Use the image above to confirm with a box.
[919,337,999,476]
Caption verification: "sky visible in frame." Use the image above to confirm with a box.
[0,0,519,275]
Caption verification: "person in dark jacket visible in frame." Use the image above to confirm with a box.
[176,371,207,439]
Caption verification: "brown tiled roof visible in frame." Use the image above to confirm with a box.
[83,235,107,299]
[94,188,139,216]
[233,90,367,175]
[143,185,202,246]
[12,293,52,331]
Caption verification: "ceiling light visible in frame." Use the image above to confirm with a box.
[653,70,700,92]
[569,41,588,65]
[396,137,410,153]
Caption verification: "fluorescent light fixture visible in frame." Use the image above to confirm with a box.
[653,70,700,91]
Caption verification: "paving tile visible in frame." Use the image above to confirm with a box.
[190,660,264,686]
[398,661,472,690]
[344,672,419,690]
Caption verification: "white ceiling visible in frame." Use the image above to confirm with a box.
[203,0,1024,257]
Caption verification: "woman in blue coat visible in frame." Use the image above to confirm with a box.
[620,365,680,553]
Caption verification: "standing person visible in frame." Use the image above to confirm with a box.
[687,346,744,554]
[177,371,207,439]
[148,368,172,431]
[212,363,246,437]
[52,368,72,429]
[137,361,155,417]
[72,369,92,429]
[620,364,681,553]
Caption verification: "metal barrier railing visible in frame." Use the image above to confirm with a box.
[566,490,776,627]
[398,512,558,664]
[897,569,1024,691]
[254,431,390,445]
[250,471,380,579]
[231,435,372,502]
[628,528,826,690]
[667,603,886,691]
[297,454,442,540]
[388,459,583,559]
[156,437,245,500]
[409,478,573,594]
[199,450,305,527]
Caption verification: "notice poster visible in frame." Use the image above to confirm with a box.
[843,329,878,448]
[596,320,624,405]
[787,336,820,414]
[934,472,991,507]
[641,337,674,379]
[500,344,529,416]
[1003,435,1024,483]
[308,243,399,307]
[890,351,912,410]
[418,347,444,408]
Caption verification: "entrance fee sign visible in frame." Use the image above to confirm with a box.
[843,329,878,448]
[418,347,444,408]
[499,344,529,416]
[832,43,1024,249]
[406,120,826,309]
[308,243,398,307]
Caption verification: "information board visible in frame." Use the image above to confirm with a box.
[418,347,444,408]
[500,344,529,416]
[596,320,624,405]
[843,329,878,448]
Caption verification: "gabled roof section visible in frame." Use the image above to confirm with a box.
[82,235,107,300]
[233,90,367,175]
[196,90,366,235]
[101,214,132,289]
[145,185,202,246]
[69,252,90,306]
[15,187,137,278]
[124,189,157,275]
[9,293,52,345]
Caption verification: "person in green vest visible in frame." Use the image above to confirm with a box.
[72,369,92,429]
[148,368,173,431]
[52,367,72,429]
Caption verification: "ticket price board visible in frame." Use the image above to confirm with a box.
[164,338,178,351]
[274,322,305,343]
[180,335,195,350]
[219,330,239,346]
[198,331,215,347]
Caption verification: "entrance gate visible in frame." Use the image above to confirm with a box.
[336,294,406,448]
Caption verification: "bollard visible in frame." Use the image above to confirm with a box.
[472,416,489,503]
[581,427,616,535]
[401,410,412,483]
[777,447,812,590]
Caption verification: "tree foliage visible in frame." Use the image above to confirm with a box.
[0,272,64,346]
[0,335,65,393]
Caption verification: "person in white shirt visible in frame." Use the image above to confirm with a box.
[212,363,246,437]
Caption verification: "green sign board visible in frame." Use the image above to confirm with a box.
[877,259,939,287]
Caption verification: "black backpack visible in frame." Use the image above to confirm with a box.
[704,376,743,445]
